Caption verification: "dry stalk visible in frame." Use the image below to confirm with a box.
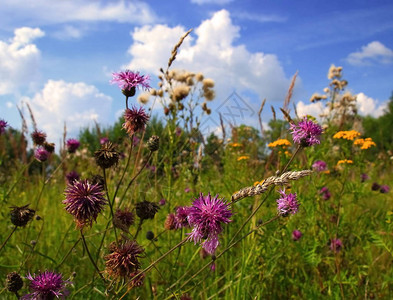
[258,98,266,135]
[231,170,313,202]
[167,28,193,71]
[283,71,298,113]
[271,105,276,121]
[26,102,37,132]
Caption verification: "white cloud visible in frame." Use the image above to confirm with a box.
[234,12,287,23]
[53,25,84,40]
[191,0,233,4]
[356,92,387,117]
[0,27,44,95]
[26,80,112,144]
[296,93,387,120]
[0,0,157,27]
[296,101,328,119]
[126,9,290,106]
[347,41,393,65]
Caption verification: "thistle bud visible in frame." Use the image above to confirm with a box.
[147,135,160,152]
[136,200,159,220]
[94,142,120,169]
[6,272,23,293]
[10,204,35,227]
[122,86,136,98]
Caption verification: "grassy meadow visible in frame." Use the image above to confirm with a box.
[0,33,392,300]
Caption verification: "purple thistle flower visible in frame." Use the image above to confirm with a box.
[187,193,232,254]
[276,190,299,217]
[330,238,343,252]
[184,187,191,193]
[66,138,80,154]
[111,70,151,92]
[63,179,107,229]
[290,117,323,147]
[292,229,302,241]
[0,119,8,135]
[22,270,70,300]
[360,173,369,182]
[312,160,327,172]
[380,185,390,193]
[34,147,50,162]
[159,198,166,206]
[65,170,80,184]
[175,206,190,229]
[122,106,149,136]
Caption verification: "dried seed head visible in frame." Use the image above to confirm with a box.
[204,89,215,101]
[171,85,190,102]
[10,204,35,227]
[113,208,134,233]
[136,200,160,220]
[147,135,160,152]
[138,92,150,104]
[104,240,144,278]
[164,213,176,230]
[202,78,215,89]
[94,142,120,169]
[6,272,23,293]
[31,130,47,146]
[195,72,204,82]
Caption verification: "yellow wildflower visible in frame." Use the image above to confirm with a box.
[231,143,242,147]
[333,130,361,140]
[237,156,250,161]
[337,159,353,166]
[354,138,376,150]
[268,138,292,148]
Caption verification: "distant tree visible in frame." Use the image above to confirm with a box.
[362,92,393,152]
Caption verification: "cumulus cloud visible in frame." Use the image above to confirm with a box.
[356,92,387,117]
[296,101,328,119]
[0,0,157,28]
[347,41,393,65]
[26,80,112,144]
[295,93,387,120]
[0,27,44,95]
[126,9,290,106]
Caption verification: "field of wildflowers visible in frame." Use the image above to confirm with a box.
[0,31,392,300]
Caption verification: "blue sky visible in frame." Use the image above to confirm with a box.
[1,0,393,144]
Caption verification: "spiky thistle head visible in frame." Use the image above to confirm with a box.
[276,190,299,217]
[122,106,149,136]
[111,70,151,97]
[22,270,70,300]
[0,119,8,135]
[10,204,35,227]
[31,130,47,146]
[104,240,144,279]
[94,142,120,169]
[290,117,322,147]
[63,180,107,229]
[187,193,232,254]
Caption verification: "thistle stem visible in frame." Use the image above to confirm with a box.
[119,238,188,299]
[80,230,106,283]
[0,226,17,253]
